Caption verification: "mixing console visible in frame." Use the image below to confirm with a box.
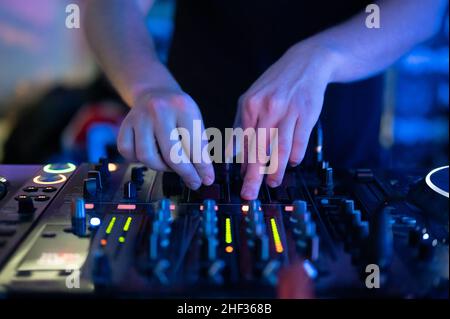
[0,160,448,298]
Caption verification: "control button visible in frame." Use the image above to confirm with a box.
[0,176,8,201]
[23,186,38,192]
[83,178,98,199]
[17,195,35,215]
[34,195,50,202]
[42,186,57,193]
[123,181,137,199]
[0,225,16,236]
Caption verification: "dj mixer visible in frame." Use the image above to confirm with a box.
[0,159,448,298]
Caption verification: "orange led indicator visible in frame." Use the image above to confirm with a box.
[225,246,234,253]
[85,203,94,210]
[100,239,107,246]
[284,205,294,212]
[241,205,249,213]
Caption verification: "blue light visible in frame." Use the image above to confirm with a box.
[90,217,101,227]
[422,233,430,240]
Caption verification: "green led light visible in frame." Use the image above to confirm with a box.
[43,163,76,174]
[118,236,125,243]
[106,217,116,234]
[270,218,284,253]
[225,218,232,244]
[123,217,132,232]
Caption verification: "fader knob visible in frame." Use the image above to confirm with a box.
[17,195,35,215]
[71,198,87,236]
[87,170,103,190]
[321,167,334,195]
[83,178,98,199]
[92,249,112,286]
[366,206,394,269]
[131,166,146,186]
[123,181,137,199]
[292,200,308,223]
[157,199,172,222]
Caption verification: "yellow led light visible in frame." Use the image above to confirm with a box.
[123,217,132,232]
[33,174,67,185]
[108,163,118,172]
[225,218,232,244]
[270,218,284,253]
[118,236,125,243]
[106,217,116,235]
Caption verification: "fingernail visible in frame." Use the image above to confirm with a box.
[189,180,201,190]
[203,176,214,186]
[267,179,278,188]
[241,186,255,200]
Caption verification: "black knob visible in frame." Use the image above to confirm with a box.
[17,195,35,215]
[321,167,334,195]
[131,166,146,186]
[408,227,422,246]
[95,157,111,183]
[418,238,435,261]
[87,170,103,190]
[123,181,137,199]
[83,178,98,199]
[366,206,394,269]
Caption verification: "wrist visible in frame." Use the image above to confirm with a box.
[130,60,181,107]
[291,36,346,84]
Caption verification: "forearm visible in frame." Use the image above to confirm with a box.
[309,0,448,83]
[84,0,179,106]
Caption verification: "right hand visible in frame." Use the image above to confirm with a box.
[117,88,215,190]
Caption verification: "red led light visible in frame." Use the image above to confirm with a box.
[170,204,176,210]
[117,204,136,210]
[242,205,249,213]
[284,205,294,212]
[100,239,107,246]
[85,203,94,209]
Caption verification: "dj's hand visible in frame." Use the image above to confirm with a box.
[117,88,215,190]
[236,40,340,199]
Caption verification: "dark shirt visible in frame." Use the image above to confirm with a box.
[168,0,382,167]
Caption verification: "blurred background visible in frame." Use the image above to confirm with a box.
[0,0,448,168]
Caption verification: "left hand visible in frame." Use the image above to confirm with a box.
[235,39,340,199]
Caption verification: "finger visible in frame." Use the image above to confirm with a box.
[133,118,171,171]
[266,115,296,187]
[289,116,315,166]
[241,115,277,200]
[117,120,137,161]
[154,119,202,190]
[177,113,215,186]
[239,95,260,177]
